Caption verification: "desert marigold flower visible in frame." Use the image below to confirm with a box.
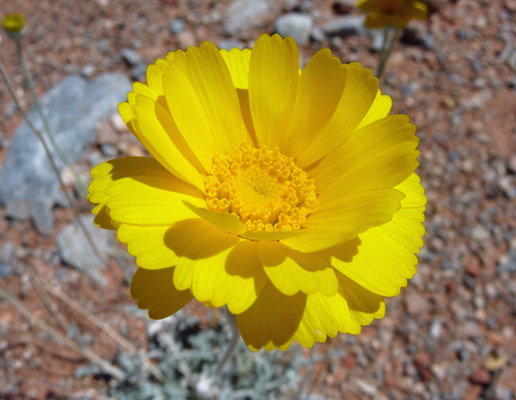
[358,0,428,29]
[2,14,25,37]
[88,34,426,351]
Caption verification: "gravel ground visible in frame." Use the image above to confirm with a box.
[0,0,515,399]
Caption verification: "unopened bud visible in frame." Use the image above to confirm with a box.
[2,14,26,39]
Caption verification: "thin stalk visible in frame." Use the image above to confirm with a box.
[0,57,104,263]
[15,37,88,197]
[217,308,240,372]
[0,287,125,380]
[43,282,166,383]
[376,25,400,79]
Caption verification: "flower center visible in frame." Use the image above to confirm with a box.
[205,144,318,232]
[378,0,404,12]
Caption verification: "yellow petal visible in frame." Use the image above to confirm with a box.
[132,94,205,190]
[219,48,258,145]
[219,48,252,89]
[161,219,262,313]
[293,291,350,348]
[132,81,157,101]
[163,42,247,170]
[92,204,118,230]
[183,200,247,235]
[282,189,404,253]
[248,34,299,148]
[257,241,338,296]
[145,61,168,98]
[293,269,386,347]
[130,267,192,319]
[330,175,426,296]
[236,281,307,351]
[296,63,379,168]
[236,88,259,147]
[118,102,136,135]
[397,172,427,208]
[364,13,389,29]
[355,90,392,130]
[312,114,417,190]
[88,157,196,229]
[193,240,267,314]
[167,219,239,290]
[280,49,347,157]
[337,271,385,332]
[409,1,428,21]
[104,169,204,226]
[117,224,179,269]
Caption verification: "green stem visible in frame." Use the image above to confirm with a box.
[217,308,240,372]
[0,56,104,264]
[376,25,400,80]
[15,37,88,198]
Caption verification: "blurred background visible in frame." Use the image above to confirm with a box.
[0,0,515,399]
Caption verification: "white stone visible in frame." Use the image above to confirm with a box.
[275,13,313,45]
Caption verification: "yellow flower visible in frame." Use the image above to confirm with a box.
[88,34,426,351]
[358,0,428,29]
[2,14,25,36]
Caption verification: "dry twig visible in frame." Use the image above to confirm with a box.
[0,287,125,380]
[43,282,166,382]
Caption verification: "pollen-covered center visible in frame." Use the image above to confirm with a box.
[205,144,318,232]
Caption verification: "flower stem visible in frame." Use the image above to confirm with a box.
[217,308,240,372]
[14,37,88,198]
[0,56,104,264]
[376,25,400,80]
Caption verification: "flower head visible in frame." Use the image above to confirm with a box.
[2,14,26,38]
[88,34,426,351]
[358,0,428,29]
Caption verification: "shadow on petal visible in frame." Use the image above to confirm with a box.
[225,240,262,278]
[130,267,193,320]
[164,219,239,260]
[325,236,361,263]
[225,241,267,309]
[236,281,307,351]
[92,204,118,230]
[337,271,385,321]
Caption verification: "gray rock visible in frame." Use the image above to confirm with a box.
[0,264,12,279]
[321,15,365,37]
[131,64,148,81]
[0,73,131,225]
[224,0,273,35]
[101,143,118,157]
[275,13,313,45]
[310,26,326,43]
[169,18,186,35]
[498,250,516,273]
[97,39,110,53]
[456,29,468,40]
[121,48,144,67]
[0,242,15,264]
[56,214,113,285]
[5,199,32,220]
[369,29,384,51]
[30,201,54,236]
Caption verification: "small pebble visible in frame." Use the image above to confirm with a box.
[169,18,186,35]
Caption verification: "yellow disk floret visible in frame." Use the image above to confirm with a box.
[205,143,317,232]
